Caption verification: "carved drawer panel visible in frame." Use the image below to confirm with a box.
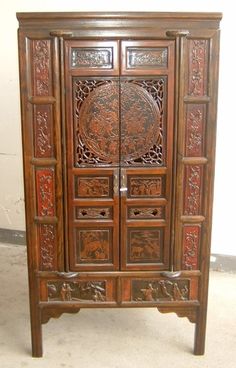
[128,175,165,198]
[40,277,116,304]
[122,277,198,303]
[75,206,113,220]
[66,40,119,75]
[128,205,165,220]
[74,175,113,199]
[121,40,174,75]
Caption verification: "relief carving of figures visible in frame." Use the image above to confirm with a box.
[32,40,50,96]
[189,40,208,96]
[129,230,161,261]
[130,177,162,197]
[47,281,106,302]
[77,177,109,197]
[133,280,189,302]
[79,230,110,261]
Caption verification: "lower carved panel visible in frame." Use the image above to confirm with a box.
[127,228,163,263]
[47,281,106,302]
[182,225,201,270]
[132,279,189,302]
[75,228,112,263]
[38,224,56,271]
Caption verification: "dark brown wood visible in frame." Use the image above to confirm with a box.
[17,12,221,357]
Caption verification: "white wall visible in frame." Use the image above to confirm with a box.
[0,1,235,255]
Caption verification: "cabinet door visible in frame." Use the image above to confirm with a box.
[120,41,175,270]
[65,41,120,271]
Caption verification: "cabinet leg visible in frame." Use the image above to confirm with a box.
[30,307,43,357]
[194,308,207,355]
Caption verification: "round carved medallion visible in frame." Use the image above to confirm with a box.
[79,82,160,162]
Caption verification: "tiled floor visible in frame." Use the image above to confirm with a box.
[0,243,236,368]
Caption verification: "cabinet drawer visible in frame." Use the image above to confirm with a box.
[40,276,117,305]
[121,276,198,304]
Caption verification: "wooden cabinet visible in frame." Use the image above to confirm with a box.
[17,12,222,357]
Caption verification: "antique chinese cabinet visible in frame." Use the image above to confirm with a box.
[17,12,222,356]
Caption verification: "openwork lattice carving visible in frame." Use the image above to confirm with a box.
[73,78,166,167]
[122,79,165,166]
[74,79,117,166]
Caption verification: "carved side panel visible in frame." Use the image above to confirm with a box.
[71,47,113,68]
[31,39,51,96]
[128,176,163,197]
[38,224,56,270]
[75,176,111,198]
[34,105,54,158]
[126,47,168,69]
[76,229,112,263]
[128,206,164,220]
[183,165,203,216]
[35,168,55,217]
[188,39,209,96]
[185,104,206,157]
[127,229,163,263]
[75,207,112,220]
[132,279,189,302]
[182,225,201,270]
[47,281,106,302]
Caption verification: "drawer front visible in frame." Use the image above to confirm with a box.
[40,277,117,305]
[121,276,198,304]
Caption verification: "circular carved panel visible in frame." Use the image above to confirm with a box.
[79,82,160,162]
[120,83,160,161]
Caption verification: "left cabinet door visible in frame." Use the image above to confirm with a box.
[19,35,64,272]
[64,41,120,271]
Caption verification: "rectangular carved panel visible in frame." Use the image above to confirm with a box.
[182,225,201,270]
[127,228,163,263]
[188,39,209,96]
[35,168,55,217]
[75,176,111,198]
[75,207,113,220]
[31,39,52,96]
[34,105,54,158]
[183,165,203,216]
[132,279,189,302]
[126,47,168,69]
[71,48,113,69]
[47,281,107,302]
[128,176,164,197]
[76,228,113,263]
[128,206,165,220]
[38,224,56,270]
[185,104,206,157]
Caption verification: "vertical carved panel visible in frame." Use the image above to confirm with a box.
[183,165,203,216]
[185,104,206,157]
[34,105,54,158]
[182,225,201,270]
[32,40,51,96]
[188,39,209,96]
[36,168,55,217]
[39,224,56,270]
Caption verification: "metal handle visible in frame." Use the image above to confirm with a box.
[120,169,127,193]
[160,271,181,279]
[113,172,119,195]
